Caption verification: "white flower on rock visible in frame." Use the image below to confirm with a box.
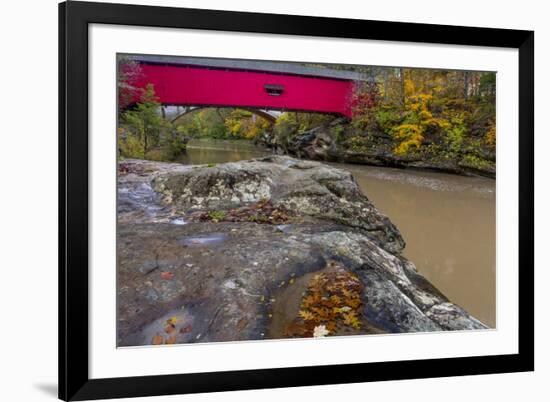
[313,325,330,338]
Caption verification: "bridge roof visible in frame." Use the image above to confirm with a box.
[125,54,370,82]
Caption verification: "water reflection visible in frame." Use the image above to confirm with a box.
[175,139,270,165]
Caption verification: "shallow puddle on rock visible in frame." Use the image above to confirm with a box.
[268,274,311,339]
[267,266,335,339]
[170,217,187,225]
[275,224,294,233]
[178,233,228,247]
[267,265,386,339]
[130,307,196,346]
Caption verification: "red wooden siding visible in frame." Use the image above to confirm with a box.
[132,64,354,118]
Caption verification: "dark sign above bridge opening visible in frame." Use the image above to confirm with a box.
[264,84,285,96]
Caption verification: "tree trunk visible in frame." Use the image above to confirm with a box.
[143,129,148,157]
[215,108,224,122]
[463,71,470,100]
[383,69,389,102]
[400,68,405,106]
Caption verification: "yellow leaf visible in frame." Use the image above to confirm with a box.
[343,312,361,329]
[299,310,315,321]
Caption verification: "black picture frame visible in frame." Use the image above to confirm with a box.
[59,1,534,400]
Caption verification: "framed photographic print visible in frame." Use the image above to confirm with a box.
[59,1,534,400]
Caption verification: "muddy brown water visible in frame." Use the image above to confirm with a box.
[174,139,496,328]
[175,138,269,165]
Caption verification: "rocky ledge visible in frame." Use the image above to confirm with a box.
[117,156,487,346]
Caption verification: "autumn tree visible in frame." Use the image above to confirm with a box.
[117,56,144,112]
[119,84,170,158]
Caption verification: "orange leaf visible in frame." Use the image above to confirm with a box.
[237,318,248,331]
[160,271,174,280]
[152,334,164,345]
[326,321,337,332]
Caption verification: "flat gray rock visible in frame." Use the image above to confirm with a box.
[117,157,487,346]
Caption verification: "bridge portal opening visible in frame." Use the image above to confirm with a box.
[168,106,280,126]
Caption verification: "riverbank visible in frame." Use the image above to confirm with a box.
[255,119,496,178]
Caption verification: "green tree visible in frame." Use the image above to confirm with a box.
[119,84,169,158]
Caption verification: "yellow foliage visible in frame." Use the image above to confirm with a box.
[224,109,270,139]
[404,79,415,97]
[392,91,454,155]
[393,124,422,139]
[485,120,496,147]
[394,138,423,154]
[418,110,432,120]
[392,124,424,154]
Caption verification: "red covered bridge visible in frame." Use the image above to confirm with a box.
[124,55,369,120]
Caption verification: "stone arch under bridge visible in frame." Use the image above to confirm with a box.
[165,106,281,125]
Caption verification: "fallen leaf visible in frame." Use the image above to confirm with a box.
[237,318,248,331]
[160,271,174,280]
[343,312,362,329]
[152,334,164,345]
[342,289,354,298]
[299,310,315,321]
[326,321,337,332]
[302,295,320,306]
[347,298,362,308]
[313,325,330,338]
[180,325,192,334]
